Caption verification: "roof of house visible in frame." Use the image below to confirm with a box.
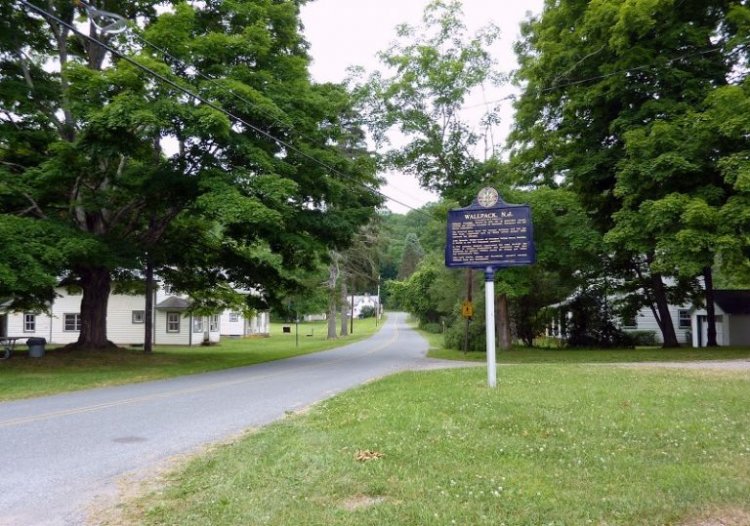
[714,290,750,315]
[155,296,192,311]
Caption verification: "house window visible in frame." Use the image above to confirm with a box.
[193,317,204,333]
[228,312,239,322]
[166,312,180,333]
[132,310,145,324]
[678,310,691,329]
[621,315,637,329]
[23,313,36,332]
[210,315,219,332]
[64,313,81,332]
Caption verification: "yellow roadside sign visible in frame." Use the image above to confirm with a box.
[461,300,474,319]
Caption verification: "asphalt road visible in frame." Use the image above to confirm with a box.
[0,312,437,526]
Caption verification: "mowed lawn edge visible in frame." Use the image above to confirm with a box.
[125,364,750,526]
[417,326,750,364]
[0,318,384,402]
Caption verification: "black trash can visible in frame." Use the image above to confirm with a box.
[27,337,46,358]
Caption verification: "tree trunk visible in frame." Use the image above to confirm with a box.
[495,293,512,350]
[340,279,349,336]
[651,272,680,348]
[704,266,718,347]
[144,255,154,353]
[74,265,116,350]
[326,296,337,340]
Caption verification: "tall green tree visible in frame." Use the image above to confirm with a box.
[613,77,750,345]
[378,205,442,282]
[511,0,749,347]
[355,0,502,201]
[356,0,510,342]
[0,0,379,348]
[341,220,381,334]
[397,232,424,279]
[2,0,173,347]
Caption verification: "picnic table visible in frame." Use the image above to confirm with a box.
[0,336,25,360]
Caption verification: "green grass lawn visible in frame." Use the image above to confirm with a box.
[419,329,750,363]
[0,318,381,402]
[129,364,750,526]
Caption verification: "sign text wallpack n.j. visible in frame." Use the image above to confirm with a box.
[445,188,536,269]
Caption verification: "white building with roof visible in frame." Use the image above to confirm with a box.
[0,286,269,346]
[690,290,750,347]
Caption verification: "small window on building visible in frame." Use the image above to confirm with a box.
[23,313,36,333]
[228,312,239,323]
[64,313,81,332]
[678,309,691,329]
[193,317,204,333]
[621,315,637,329]
[210,315,219,332]
[132,310,145,324]
[167,312,180,333]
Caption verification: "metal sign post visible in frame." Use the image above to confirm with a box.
[484,266,497,387]
[444,187,536,388]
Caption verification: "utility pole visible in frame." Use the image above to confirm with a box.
[375,275,381,327]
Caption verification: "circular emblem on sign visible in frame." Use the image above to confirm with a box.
[477,187,498,208]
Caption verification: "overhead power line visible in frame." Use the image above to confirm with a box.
[76,0,296,135]
[18,0,426,215]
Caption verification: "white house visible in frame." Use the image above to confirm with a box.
[619,303,693,345]
[0,286,268,346]
[349,294,380,318]
[546,299,693,345]
[546,287,750,348]
[220,310,270,338]
[300,294,381,322]
[691,290,750,347]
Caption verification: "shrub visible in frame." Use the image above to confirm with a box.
[358,305,377,319]
[420,322,443,334]
[566,291,635,348]
[626,330,659,347]
[444,319,486,352]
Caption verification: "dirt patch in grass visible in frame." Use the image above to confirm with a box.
[679,506,750,526]
[86,428,258,526]
[85,456,184,526]
[340,495,388,511]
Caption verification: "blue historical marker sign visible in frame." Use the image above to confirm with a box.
[445,189,536,269]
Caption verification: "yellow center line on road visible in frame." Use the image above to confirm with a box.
[0,322,400,430]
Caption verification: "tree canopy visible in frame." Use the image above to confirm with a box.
[0,0,380,348]
[355,0,502,201]
[511,0,750,346]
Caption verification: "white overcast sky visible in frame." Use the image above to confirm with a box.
[300,0,544,214]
